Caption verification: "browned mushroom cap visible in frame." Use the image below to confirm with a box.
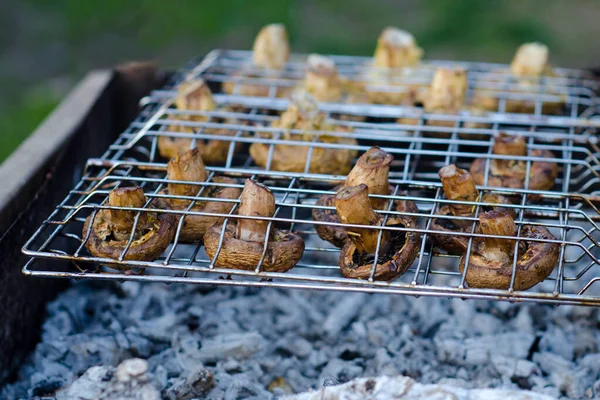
[249,92,358,174]
[335,184,420,281]
[153,149,241,243]
[204,179,305,272]
[83,187,176,267]
[430,165,515,254]
[470,133,558,192]
[313,147,394,247]
[458,211,559,290]
[222,24,292,97]
[158,79,242,165]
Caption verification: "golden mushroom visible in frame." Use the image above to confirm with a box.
[154,148,241,243]
[158,79,242,165]
[458,210,559,290]
[313,146,400,248]
[430,164,515,255]
[204,179,305,272]
[223,23,292,97]
[335,184,420,281]
[249,91,358,174]
[83,187,176,265]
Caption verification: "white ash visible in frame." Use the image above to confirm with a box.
[1,280,600,399]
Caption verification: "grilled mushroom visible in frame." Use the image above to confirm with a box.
[249,91,358,174]
[204,179,305,272]
[430,164,515,254]
[336,184,420,280]
[470,133,558,192]
[223,23,292,97]
[365,27,424,105]
[473,43,564,114]
[313,146,395,247]
[398,67,488,134]
[458,210,559,290]
[158,79,242,164]
[83,187,176,265]
[154,148,240,243]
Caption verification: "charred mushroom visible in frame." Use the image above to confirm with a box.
[158,79,242,165]
[430,164,515,254]
[154,148,241,243]
[204,179,305,272]
[458,210,559,290]
[336,184,420,281]
[397,67,488,134]
[313,146,395,247]
[223,23,292,97]
[366,27,424,105]
[473,43,565,114]
[83,186,176,265]
[249,91,358,174]
[470,133,558,192]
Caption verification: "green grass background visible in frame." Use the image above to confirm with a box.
[1,0,598,164]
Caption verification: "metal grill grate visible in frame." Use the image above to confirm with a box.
[22,49,600,306]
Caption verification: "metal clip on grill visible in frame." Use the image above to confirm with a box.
[22,49,600,306]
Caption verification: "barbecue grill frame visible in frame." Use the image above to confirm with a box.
[21,50,600,307]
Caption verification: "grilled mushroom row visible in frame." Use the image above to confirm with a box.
[249,91,358,174]
[470,133,558,194]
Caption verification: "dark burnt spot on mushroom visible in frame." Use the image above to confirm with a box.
[350,222,408,268]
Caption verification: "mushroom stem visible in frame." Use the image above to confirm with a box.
[305,54,342,102]
[479,210,517,259]
[439,164,479,219]
[237,179,276,243]
[167,148,208,208]
[510,42,549,77]
[425,68,467,112]
[492,133,526,170]
[335,184,390,255]
[345,147,394,210]
[175,79,216,114]
[373,27,422,68]
[108,187,148,234]
[252,23,290,69]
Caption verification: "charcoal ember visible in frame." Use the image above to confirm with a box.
[435,333,535,366]
[123,327,154,358]
[29,373,67,397]
[594,379,600,397]
[549,368,596,399]
[366,317,396,347]
[136,312,184,343]
[222,373,273,400]
[512,307,534,334]
[162,365,215,400]
[274,335,313,359]
[56,359,160,400]
[308,349,328,369]
[147,349,184,378]
[373,348,399,376]
[538,327,574,361]
[533,352,573,375]
[284,369,313,393]
[191,332,264,363]
[579,354,600,376]
[281,375,558,400]
[491,356,540,384]
[61,333,121,375]
[573,330,598,359]
[322,293,366,340]
[319,358,364,385]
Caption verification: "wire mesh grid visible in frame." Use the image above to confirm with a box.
[22,49,600,306]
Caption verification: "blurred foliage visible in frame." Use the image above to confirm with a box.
[0,0,560,163]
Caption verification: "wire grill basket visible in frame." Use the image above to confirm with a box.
[22,49,600,306]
